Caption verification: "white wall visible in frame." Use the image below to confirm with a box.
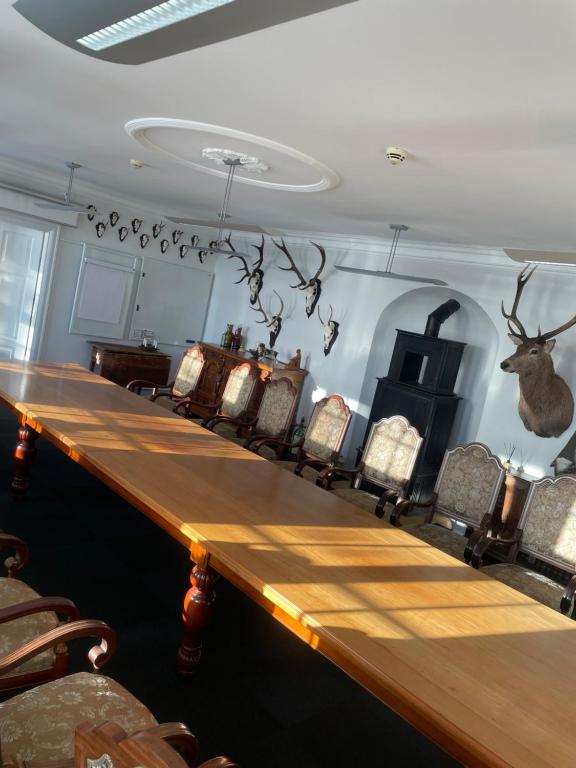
[39,200,214,378]
[203,233,576,475]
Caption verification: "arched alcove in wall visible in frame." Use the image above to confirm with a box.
[348,287,500,456]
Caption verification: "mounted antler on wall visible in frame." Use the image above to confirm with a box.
[250,290,284,348]
[273,239,326,318]
[501,266,576,437]
[318,304,339,356]
[225,233,265,305]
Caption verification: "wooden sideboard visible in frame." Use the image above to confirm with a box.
[88,341,171,388]
[190,342,308,420]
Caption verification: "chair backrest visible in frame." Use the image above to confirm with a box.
[220,363,259,418]
[357,416,422,493]
[434,442,505,527]
[302,394,352,461]
[517,475,576,571]
[173,345,205,398]
[255,377,299,438]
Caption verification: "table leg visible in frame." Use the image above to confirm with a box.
[12,423,39,498]
[176,550,216,676]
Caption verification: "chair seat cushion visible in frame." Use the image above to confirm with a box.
[211,421,240,439]
[0,672,157,768]
[482,563,565,611]
[0,578,57,680]
[408,523,468,562]
[332,487,380,515]
[152,396,178,412]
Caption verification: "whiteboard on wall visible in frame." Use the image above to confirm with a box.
[69,245,140,339]
[130,258,213,346]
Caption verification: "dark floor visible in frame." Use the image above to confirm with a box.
[0,409,459,767]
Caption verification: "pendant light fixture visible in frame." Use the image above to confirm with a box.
[35,162,95,215]
[336,224,447,286]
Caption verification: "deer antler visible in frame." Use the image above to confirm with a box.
[271,289,284,319]
[251,234,265,271]
[538,312,576,341]
[223,233,251,283]
[250,295,270,325]
[310,242,327,281]
[273,238,307,288]
[318,304,333,325]
[501,266,536,340]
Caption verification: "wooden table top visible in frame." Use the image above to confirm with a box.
[0,360,574,768]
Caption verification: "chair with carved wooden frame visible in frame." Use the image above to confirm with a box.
[316,416,423,518]
[389,442,506,562]
[75,721,239,768]
[188,362,260,437]
[251,394,352,483]
[469,474,576,616]
[0,625,211,768]
[126,345,206,416]
[205,377,299,457]
[0,531,118,693]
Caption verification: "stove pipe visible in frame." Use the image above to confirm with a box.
[424,299,461,338]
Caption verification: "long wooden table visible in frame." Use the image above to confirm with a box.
[2,361,576,768]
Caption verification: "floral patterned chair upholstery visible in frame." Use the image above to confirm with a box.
[470,475,576,615]
[255,395,352,483]
[0,532,111,693]
[206,377,299,459]
[317,416,423,518]
[390,443,506,562]
[198,363,260,437]
[127,345,206,416]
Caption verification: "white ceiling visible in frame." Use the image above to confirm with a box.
[2,0,576,249]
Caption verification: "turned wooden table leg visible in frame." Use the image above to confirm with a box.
[12,423,39,498]
[176,550,216,676]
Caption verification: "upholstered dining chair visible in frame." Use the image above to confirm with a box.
[127,344,206,416]
[205,377,299,457]
[390,443,506,562]
[0,625,210,768]
[251,394,352,483]
[0,531,111,693]
[193,363,260,436]
[469,475,576,616]
[316,416,423,518]
[75,721,239,768]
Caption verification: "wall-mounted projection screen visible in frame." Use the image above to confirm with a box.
[130,258,213,346]
[69,245,139,339]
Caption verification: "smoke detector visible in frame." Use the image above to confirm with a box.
[386,147,408,165]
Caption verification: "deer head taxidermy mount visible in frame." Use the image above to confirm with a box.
[318,304,339,356]
[250,290,284,348]
[501,266,576,437]
[273,239,326,318]
[225,234,265,305]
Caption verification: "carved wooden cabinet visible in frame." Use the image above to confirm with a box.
[88,341,171,388]
[191,342,308,420]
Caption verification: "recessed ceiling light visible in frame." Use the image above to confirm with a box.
[77,0,237,51]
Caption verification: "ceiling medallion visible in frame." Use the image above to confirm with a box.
[201,148,268,173]
[125,118,340,192]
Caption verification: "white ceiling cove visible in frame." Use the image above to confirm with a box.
[2,0,576,249]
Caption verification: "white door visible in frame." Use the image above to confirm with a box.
[0,217,48,360]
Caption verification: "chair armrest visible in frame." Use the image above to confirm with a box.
[389,493,437,526]
[468,527,522,569]
[295,456,332,477]
[0,619,117,678]
[127,379,172,394]
[204,415,256,433]
[198,760,239,768]
[0,532,29,576]
[247,436,303,453]
[0,596,80,625]
[375,489,401,520]
[316,465,358,490]
[144,723,199,767]
[560,574,576,616]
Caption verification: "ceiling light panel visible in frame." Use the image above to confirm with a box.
[13,0,359,64]
[77,0,236,51]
